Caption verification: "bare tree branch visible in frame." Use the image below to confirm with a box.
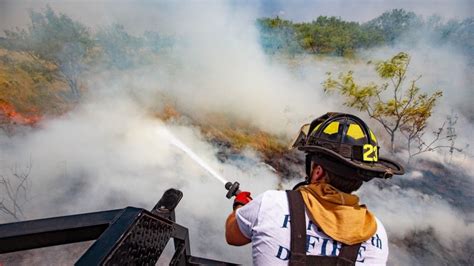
[0,161,32,221]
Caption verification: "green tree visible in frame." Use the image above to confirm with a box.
[143,31,174,53]
[96,24,143,69]
[436,18,474,59]
[296,16,356,56]
[256,15,386,57]
[399,88,443,158]
[323,52,443,153]
[257,17,302,55]
[294,23,318,53]
[3,6,94,98]
[364,9,421,43]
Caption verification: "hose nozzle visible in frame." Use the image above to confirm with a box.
[225,181,241,199]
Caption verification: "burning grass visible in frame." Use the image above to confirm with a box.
[156,104,288,157]
[0,99,41,125]
[156,104,181,121]
[0,49,68,117]
[209,128,286,156]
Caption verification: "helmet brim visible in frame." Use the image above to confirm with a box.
[299,145,405,177]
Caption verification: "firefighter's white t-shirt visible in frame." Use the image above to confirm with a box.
[236,190,388,266]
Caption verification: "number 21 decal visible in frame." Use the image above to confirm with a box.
[363,144,378,162]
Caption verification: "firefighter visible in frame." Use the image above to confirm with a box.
[225,112,404,265]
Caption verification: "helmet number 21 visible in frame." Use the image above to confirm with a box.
[363,144,378,162]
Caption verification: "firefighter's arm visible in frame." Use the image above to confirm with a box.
[225,208,251,246]
[225,191,252,246]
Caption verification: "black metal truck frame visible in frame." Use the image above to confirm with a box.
[0,189,237,265]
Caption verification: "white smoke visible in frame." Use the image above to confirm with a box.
[358,181,474,265]
[1,96,280,263]
[0,0,473,265]
[360,182,474,244]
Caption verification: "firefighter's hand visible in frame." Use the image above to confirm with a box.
[233,191,252,210]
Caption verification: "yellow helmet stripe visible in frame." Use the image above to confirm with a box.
[369,130,377,142]
[323,121,339,135]
[310,123,322,135]
[346,124,365,140]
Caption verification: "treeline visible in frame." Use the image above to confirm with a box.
[1,6,472,101]
[257,9,474,56]
[0,6,174,99]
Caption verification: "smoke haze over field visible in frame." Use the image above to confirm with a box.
[1,97,280,262]
[1,0,473,33]
[0,0,473,264]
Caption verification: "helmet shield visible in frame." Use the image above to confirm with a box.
[289,123,310,149]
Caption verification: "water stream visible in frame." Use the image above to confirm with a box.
[158,126,228,184]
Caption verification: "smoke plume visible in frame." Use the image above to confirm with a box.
[0,0,473,265]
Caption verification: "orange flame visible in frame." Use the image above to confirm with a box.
[0,100,41,126]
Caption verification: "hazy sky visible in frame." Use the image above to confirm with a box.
[0,0,472,34]
[257,0,473,22]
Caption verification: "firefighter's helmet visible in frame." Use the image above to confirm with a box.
[290,112,404,181]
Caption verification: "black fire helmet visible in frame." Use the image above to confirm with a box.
[290,112,404,181]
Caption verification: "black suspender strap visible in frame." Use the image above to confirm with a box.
[286,190,307,266]
[286,190,362,266]
[337,243,361,264]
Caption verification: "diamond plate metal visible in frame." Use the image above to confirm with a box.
[104,213,173,265]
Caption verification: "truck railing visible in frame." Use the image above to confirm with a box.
[0,189,237,265]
